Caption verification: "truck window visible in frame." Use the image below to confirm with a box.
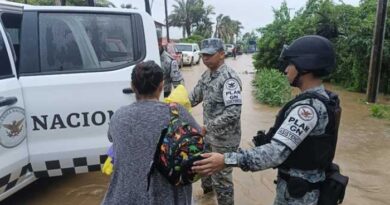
[39,13,136,73]
[0,30,12,78]
[176,45,192,52]
[1,13,22,73]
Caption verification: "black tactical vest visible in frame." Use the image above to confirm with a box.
[267,90,341,170]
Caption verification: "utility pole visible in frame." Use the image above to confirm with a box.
[145,0,152,15]
[367,0,388,103]
[164,0,170,42]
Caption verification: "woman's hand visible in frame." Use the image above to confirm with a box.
[192,153,225,176]
[201,126,207,136]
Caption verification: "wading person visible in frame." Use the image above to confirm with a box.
[189,38,242,205]
[192,35,343,205]
[102,61,200,205]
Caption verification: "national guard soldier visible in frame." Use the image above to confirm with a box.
[192,35,344,205]
[159,41,184,97]
[189,38,242,205]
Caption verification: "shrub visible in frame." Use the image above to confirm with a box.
[370,104,390,120]
[253,68,292,106]
[180,35,204,44]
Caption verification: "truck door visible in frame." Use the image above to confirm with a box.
[0,21,30,197]
[17,10,156,177]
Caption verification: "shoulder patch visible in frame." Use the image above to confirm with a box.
[171,60,178,67]
[297,105,315,121]
[272,105,318,150]
[223,78,242,106]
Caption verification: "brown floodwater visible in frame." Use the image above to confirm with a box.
[2,54,390,205]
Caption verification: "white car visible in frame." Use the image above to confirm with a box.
[175,43,201,66]
[224,44,235,56]
[0,1,159,201]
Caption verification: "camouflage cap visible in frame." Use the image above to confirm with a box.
[200,38,224,55]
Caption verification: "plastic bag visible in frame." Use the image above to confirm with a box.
[164,85,192,113]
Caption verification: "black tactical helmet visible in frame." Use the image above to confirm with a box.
[279,35,336,76]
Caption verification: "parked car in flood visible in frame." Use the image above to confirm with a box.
[224,44,234,56]
[175,43,201,66]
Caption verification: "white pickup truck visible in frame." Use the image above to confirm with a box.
[0,1,159,201]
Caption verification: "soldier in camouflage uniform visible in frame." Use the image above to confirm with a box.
[192,35,342,205]
[159,43,184,97]
[189,38,242,205]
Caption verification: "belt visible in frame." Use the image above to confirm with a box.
[278,171,322,191]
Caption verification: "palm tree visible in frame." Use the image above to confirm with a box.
[169,0,188,37]
[214,14,243,43]
[231,20,243,42]
[169,0,213,38]
[214,14,223,38]
[193,4,215,38]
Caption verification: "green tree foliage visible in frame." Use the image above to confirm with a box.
[168,0,214,38]
[370,104,390,120]
[253,0,390,94]
[192,4,214,38]
[181,34,204,44]
[10,0,56,5]
[238,31,258,53]
[253,68,292,106]
[214,14,243,43]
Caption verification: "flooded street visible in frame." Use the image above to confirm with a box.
[3,54,390,205]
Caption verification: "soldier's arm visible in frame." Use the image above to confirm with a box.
[224,105,319,171]
[189,79,203,107]
[170,60,184,88]
[207,105,241,130]
[207,77,242,130]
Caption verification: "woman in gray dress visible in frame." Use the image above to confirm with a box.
[102,61,200,205]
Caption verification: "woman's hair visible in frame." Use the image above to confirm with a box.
[131,61,164,95]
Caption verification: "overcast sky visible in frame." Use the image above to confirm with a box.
[111,0,360,39]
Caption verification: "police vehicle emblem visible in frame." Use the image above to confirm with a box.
[298,106,315,121]
[0,107,27,148]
